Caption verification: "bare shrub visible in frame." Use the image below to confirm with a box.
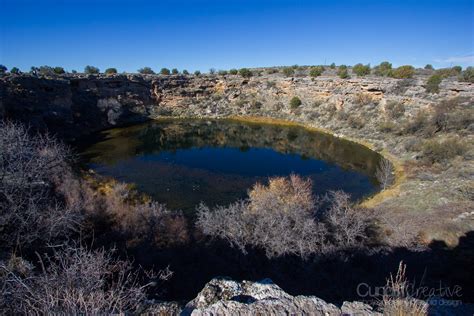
[197,175,370,258]
[381,262,428,316]
[324,191,370,248]
[385,101,405,119]
[421,137,469,164]
[376,158,395,190]
[87,180,189,248]
[353,93,375,106]
[0,121,82,249]
[0,245,171,314]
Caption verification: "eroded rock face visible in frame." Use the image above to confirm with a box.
[1,73,472,140]
[180,277,380,316]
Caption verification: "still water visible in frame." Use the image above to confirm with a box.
[80,118,382,212]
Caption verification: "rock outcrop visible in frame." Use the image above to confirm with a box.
[177,277,381,315]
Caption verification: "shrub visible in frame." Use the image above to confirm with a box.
[385,100,405,119]
[353,93,375,106]
[373,61,392,76]
[0,245,170,314]
[171,68,179,74]
[10,67,20,74]
[105,68,118,75]
[197,175,371,258]
[282,67,295,77]
[452,65,462,74]
[435,67,460,79]
[229,69,238,75]
[376,158,395,190]
[421,137,468,164]
[337,65,350,79]
[71,70,77,74]
[160,68,170,75]
[290,96,302,109]
[461,67,474,83]
[309,66,324,77]
[209,68,216,75]
[347,115,366,128]
[38,66,56,76]
[218,70,228,76]
[330,62,336,69]
[239,68,253,78]
[194,70,201,76]
[137,67,154,74]
[53,66,65,74]
[0,65,6,73]
[424,64,434,70]
[0,122,81,249]
[425,74,442,93]
[352,63,370,76]
[182,69,189,75]
[84,65,100,74]
[391,65,415,79]
[266,68,279,74]
[402,110,433,135]
[378,121,397,133]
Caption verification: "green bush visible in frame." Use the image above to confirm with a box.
[194,70,201,76]
[309,66,324,77]
[137,67,155,74]
[84,65,100,74]
[461,67,474,83]
[337,65,349,79]
[425,74,442,93]
[10,67,20,74]
[160,68,170,75]
[290,96,302,109]
[266,68,279,74]
[421,137,468,164]
[239,68,253,78]
[373,61,392,76]
[229,69,238,75]
[436,67,460,79]
[282,67,295,77]
[0,65,7,73]
[329,63,336,69]
[53,67,65,74]
[218,70,228,76]
[182,70,189,75]
[171,68,179,75]
[352,63,371,76]
[391,65,415,79]
[424,64,434,70]
[452,66,462,74]
[209,68,216,75]
[105,68,118,75]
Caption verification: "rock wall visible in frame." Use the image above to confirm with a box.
[1,72,472,141]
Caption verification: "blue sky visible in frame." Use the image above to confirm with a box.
[1,0,473,72]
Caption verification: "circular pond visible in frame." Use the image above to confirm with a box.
[78,118,385,301]
[80,118,382,213]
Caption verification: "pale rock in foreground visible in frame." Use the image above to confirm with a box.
[181,277,380,315]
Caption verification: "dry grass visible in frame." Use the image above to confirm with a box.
[381,262,428,316]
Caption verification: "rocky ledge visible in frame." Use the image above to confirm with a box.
[149,277,473,316]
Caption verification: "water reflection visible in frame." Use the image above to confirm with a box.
[80,118,382,212]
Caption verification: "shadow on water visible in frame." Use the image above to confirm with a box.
[78,118,383,213]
